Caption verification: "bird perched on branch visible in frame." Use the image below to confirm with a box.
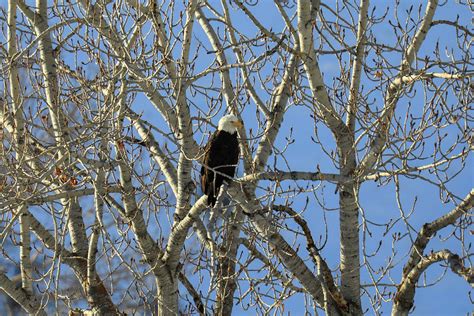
[201,114,242,206]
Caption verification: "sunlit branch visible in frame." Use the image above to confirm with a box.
[363,151,468,181]
[196,6,253,171]
[227,185,327,308]
[163,196,208,267]
[274,204,350,314]
[358,0,439,174]
[233,0,297,54]
[238,237,304,293]
[402,189,474,280]
[179,271,206,316]
[0,186,122,209]
[346,0,369,131]
[0,272,46,315]
[394,249,473,316]
[252,54,298,173]
[239,171,346,183]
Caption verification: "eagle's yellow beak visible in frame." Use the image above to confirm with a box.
[232,120,244,129]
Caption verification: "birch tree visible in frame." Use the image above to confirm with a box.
[0,0,472,315]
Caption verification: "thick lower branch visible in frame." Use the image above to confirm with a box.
[28,212,119,314]
[163,196,207,270]
[239,171,346,183]
[215,208,244,315]
[0,272,46,315]
[393,250,473,316]
[178,271,206,316]
[402,189,474,279]
[338,181,361,312]
[275,205,349,314]
[228,186,326,307]
[19,209,33,296]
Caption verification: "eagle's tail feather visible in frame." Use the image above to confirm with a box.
[207,194,217,207]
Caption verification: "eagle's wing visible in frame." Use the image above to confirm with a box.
[200,131,219,193]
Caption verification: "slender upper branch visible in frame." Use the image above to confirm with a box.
[358,0,439,174]
[163,196,208,269]
[297,0,349,146]
[221,0,270,117]
[346,0,370,131]
[252,54,298,173]
[196,7,253,170]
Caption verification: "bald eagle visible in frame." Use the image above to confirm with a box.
[201,115,242,206]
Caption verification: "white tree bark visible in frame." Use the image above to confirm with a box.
[358,0,439,174]
[0,272,46,316]
[392,189,474,315]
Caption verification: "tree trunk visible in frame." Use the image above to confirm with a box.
[338,137,361,314]
[391,303,411,316]
[215,208,243,315]
[339,181,361,313]
[157,276,179,316]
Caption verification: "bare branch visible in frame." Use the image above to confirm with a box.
[179,271,206,316]
[0,271,46,315]
[393,249,473,316]
[239,170,347,183]
[346,0,370,131]
[358,0,440,174]
[402,189,474,280]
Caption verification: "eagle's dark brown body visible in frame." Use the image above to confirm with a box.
[200,130,239,206]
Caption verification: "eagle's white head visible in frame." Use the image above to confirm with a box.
[218,114,243,134]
